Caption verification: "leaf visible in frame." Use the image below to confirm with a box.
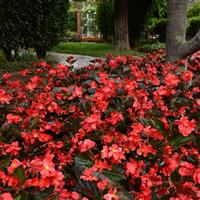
[74,156,93,175]
[14,192,28,200]
[169,134,196,149]
[103,169,126,182]
[117,190,133,200]
[74,157,99,199]
[14,195,22,200]
[34,187,54,200]
[138,118,167,138]
[1,157,11,168]
[68,86,74,96]
[13,165,25,185]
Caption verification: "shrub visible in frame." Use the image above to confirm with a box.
[60,31,81,42]
[0,50,199,199]
[145,18,167,42]
[187,1,200,18]
[187,17,200,40]
[96,0,114,42]
[0,0,69,60]
[137,42,165,52]
[66,10,77,32]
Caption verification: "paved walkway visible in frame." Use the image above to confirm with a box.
[48,52,103,69]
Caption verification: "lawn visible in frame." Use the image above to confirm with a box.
[53,42,146,57]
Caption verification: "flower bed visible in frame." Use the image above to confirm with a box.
[0,50,199,200]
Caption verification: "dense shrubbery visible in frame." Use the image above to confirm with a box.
[0,50,199,200]
[145,0,200,42]
[0,0,69,60]
[96,0,114,42]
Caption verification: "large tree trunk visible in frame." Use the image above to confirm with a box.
[166,0,200,62]
[114,0,130,50]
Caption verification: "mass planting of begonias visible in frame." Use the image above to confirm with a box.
[0,49,199,200]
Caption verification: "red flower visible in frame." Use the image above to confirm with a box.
[78,139,96,152]
[69,86,82,100]
[125,158,140,177]
[193,168,200,184]
[103,188,119,200]
[0,89,11,104]
[7,159,22,174]
[137,144,156,157]
[80,167,98,181]
[107,144,125,163]
[178,162,195,176]
[5,141,21,156]
[94,160,111,172]
[97,179,108,190]
[106,112,123,125]
[164,73,180,87]
[71,191,80,200]
[82,113,102,132]
[7,114,22,124]
[1,192,13,200]
[175,116,196,136]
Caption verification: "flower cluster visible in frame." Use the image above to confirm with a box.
[0,49,199,200]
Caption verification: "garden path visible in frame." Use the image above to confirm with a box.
[48,52,103,69]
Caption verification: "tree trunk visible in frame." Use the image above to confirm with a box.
[2,48,13,61]
[114,0,130,50]
[166,0,200,62]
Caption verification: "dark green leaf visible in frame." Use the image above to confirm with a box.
[13,165,25,185]
[169,134,196,148]
[103,169,126,182]
[68,86,74,96]
[138,118,167,138]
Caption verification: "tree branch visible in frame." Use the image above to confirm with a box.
[178,29,200,59]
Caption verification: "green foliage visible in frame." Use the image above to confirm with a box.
[128,0,153,45]
[148,0,167,18]
[66,10,77,32]
[96,0,114,42]
[53,42,145,57]
[60,31,81,42]
[187,17,200,39]
[186,1,200,39]
[135,41,165,53]
[145,0,200,42]
[27,0,69,57]
[187,1,200,18]
[0,0,69,60]
[146,18,167,42]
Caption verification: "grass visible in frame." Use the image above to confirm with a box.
[0,51,57,78]
[52,42,145,57]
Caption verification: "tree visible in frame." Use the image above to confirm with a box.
[0,0,69,61]
[27,0,69,59]
[96,0,114,42]
[166,0,200,62]
[0,1,24,61]
[114,0,130,50]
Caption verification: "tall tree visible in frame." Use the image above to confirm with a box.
[114,0,130,50]
[166,0,200,62]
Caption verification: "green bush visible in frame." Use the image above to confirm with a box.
[60,31,81,42]
[128,0,153,45]
[187,17,200,39]
[136,41,165,52]
[96,0,114,42]
[0,0,69,60]
[66,10,77,32]
[146,18,167,42]
[187,1,200,18]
